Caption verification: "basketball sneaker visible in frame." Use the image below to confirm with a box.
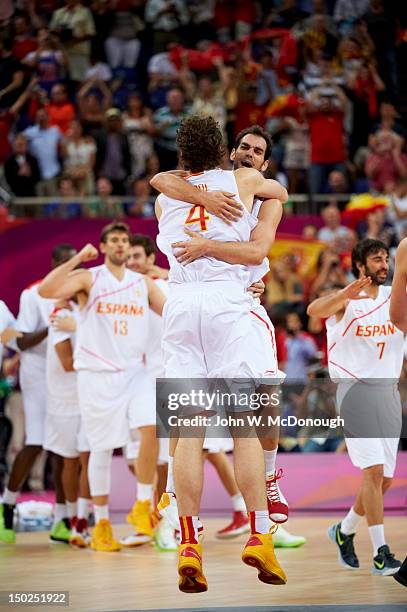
[120,499,154,547]
[394,556,407,587]
[0,503,16,544]
[69,517,91,548]
[241,532,287,585]
[273,526,306,548]
[372,545,401,576]
[157,492,179,530]
[90,519,121,552]
[178,542,208,593]
[266,469,288,523]
[154,516,178,552]
[216,511,250,539]
[328,522,359,569]
[49,518,71,543]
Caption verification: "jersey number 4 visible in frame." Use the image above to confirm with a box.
[184,205,210,231]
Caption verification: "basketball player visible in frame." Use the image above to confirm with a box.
[155,114,288,592]
[123,233,176,551]
[0,245,76,545]
[38,223,165,552]
[307,239,402,575]
[44,301,92,548]
[389,237,407,588]
[152,125,305,547]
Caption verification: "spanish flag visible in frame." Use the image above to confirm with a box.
[342,193,389,229]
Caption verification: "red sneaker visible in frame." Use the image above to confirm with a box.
[216,511,250,539]
[266,468,288,523]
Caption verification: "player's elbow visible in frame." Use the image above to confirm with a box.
[306,302,319,317]
[279,187,289,203]
[38,283,53,299]
[150,172,165,192]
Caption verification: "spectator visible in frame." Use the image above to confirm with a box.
[24,108,62,196]
[372,101,405,139]
[122,93,157,181]
[45,176,81,218]
[147,50,180,110]
[327,169,348,194]
[84,55,112,82]
[284,312,317,382]
[309,248,348,301]
[388,178,407,240]
[50,0,96,83]
[255,50,281,106]
[302,224,319,239]
[301,13,339,62]
[0,38,24,110]
[62,119,96,195]
[317,203,351,250]
[365,129,407,193]
[85,176,124,217]
[94,107,131,195]
[334,0,370,34]
[153,87,190,170]
[191,77,227,132]
[357,208,397,248]
[364,0,398,96]
[282,112,310,194]
[12,14,37,61]
[77,77,112,135]
[125,178,155,217]
[307,84,348,194]
[144,0,189,53]
[234,82,266,137]
[104,5,145,69]
[22,29,68,96]
[266,258,305,316]
[4,134,41,198]
[46,83,76,135]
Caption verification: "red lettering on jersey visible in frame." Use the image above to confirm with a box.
[354,321,396,337]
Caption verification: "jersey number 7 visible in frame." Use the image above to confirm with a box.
[376,342,385,359]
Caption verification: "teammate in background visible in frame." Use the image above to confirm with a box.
[44,301,92,548]
[389,237,407,588]
[155,114,288,592]
[0,245,76,545]
[38,223,166,552]
[123,234,176,551]
[0,301,18,492]
[152,125,305,548]
[307,239,403,576]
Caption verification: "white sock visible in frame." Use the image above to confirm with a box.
[249,510,270,535]
[137,483,154,502]
[94,504,109,523]
[369,524,386,556]
[341,507,363,535]
[231,492,246,512]
[77,497,90,520]
[264,449,277,476]
[3,488,18,506]
[53,503,67,525]
[166,456,175,493]
[66,501,77,519]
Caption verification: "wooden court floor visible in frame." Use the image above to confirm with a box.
[0,517,406,611]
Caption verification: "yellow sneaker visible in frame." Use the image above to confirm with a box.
[242,532,287,585]
[90,519,122,552]
[126,500,153,537]
[178,542,208,593]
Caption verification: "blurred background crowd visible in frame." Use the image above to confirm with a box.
[1,0,407,482]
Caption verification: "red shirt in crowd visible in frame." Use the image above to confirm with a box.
[0,112,14,164]
[46,102,76,135]
[308,110,345,164]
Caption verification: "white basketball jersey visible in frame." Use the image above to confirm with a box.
[145,278,169,377]
[248,198,270,284]
[326,285,404,381]
[157,168,257,285]
[46,306,78,407]
[74,265,150,372]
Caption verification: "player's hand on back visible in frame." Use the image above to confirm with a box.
[78,243,98,263]
[341,276,372,301]
[51,315,77,333]
[201,191,243,224]
[247,279,265,299]
[172,229,209,264]
[0,327,23,345]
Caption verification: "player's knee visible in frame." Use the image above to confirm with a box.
[382,476,392,493]
[363,464,384,487]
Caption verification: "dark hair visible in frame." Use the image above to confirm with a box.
[100,221,131,244]
[234,125,272,161]
[52,243,76,265]
[130,233,157,258]
[351,239,389,278]
[176,115,224,172]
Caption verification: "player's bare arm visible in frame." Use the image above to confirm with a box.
[145,276,166,316]
[55,338,75,372]
[390,237,407,332]
[172,199,283,266]
[150,171,243,223]
[39,244,97,301]
[234,167,288,206]
[307,277,372,321]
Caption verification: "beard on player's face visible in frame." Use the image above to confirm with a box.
[362,264,388,285]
